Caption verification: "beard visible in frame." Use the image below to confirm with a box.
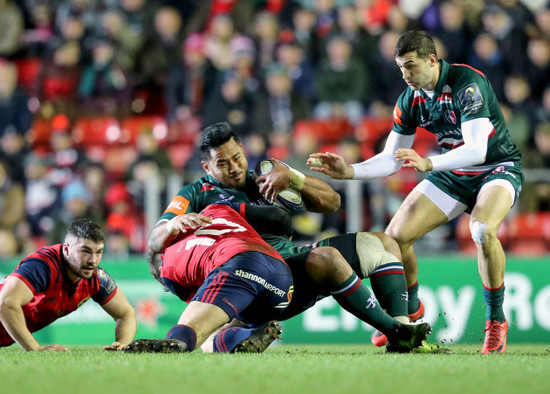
[66,254,95,279]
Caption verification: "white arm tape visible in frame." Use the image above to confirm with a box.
[351,131,414,179]
[429,117,492,171]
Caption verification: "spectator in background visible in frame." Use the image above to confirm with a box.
[386,5,412,34]
[0,228,18,258]
[533,84,550,135]
[33,41,82,117]
[54,0,100,37]
[139,6,185,90]
[431,0,471,64]
[0,128,28,187]
[77,37,132,116]
[165,33,218,122]
[521,122,550,212]
[534,7,550,41]
[467,32,507,102]
[48,15,86,65]
[104,182,145,253]
[125,130,172,211]
[0,160,25,253]
[204,13,237,72]
[274,38,315,102]
[501,74,536,152]
[311,0,338,40]
[251,11,280,69]
[366,30,402,117]
[524,37,550,100]
[81,161,108,228]
[480,4,529,75]
[95,8,144,74]
[19,1,54,58]
[47,177,92,244]
[253,64,311,149]
[119,0,158,42]
[230,35,260,95]
[0,0,23,58]
[203,71,254,138]
[314,34,367,125]
[290,6,320,64]
[24,153,58,241]
[47,114,86,191]
[0,59,33,138]
[331,4,377,65]
[533,122,550,168]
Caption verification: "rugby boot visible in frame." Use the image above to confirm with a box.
[413,340,453,354]
[123,338,188,353]
[385,322,431,353]
[372,300,426,347]
[481,320,508,354]
[232,321,282,353]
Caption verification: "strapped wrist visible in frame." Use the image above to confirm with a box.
[289,168,306,190]
[165,218,178,234]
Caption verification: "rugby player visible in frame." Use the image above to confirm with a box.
[146,122,434,353]
[309,30,523,354]
[126,203,429,354]
[0,218,136,351]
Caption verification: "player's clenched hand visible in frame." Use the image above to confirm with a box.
[395,148,433,172]
[307,152,354,180]
[104,341,126,351]
[255,160,291,202]
[165,213,212,235]
[37,344,68,351]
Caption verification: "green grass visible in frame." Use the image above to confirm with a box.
[1,344,549,394]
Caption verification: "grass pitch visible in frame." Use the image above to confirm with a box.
[0,344,548,394]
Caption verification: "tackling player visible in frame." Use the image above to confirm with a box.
[147,122,435,353]
[309,30,523,354]
[0,218,136,351]
[127,203,429,354]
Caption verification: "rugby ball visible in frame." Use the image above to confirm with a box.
[254,160,304,212]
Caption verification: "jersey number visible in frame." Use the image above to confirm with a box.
[184,218,246,250]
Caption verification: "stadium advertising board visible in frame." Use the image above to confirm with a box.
[0,256,549,345]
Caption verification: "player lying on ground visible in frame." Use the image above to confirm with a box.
[125,203,430,354]
[0,218,136,351]
[308,30,522,354]
[146,122,436,353]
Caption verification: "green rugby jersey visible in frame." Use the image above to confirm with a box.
[392,59,521,175]
[159,172,303,259]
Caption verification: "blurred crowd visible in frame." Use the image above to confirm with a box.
[1,0,550,259]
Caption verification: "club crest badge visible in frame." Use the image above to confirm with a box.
[445,110,457,124]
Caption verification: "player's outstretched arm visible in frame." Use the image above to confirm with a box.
[309,131,415,180]
[307,152,355,179]
[0,276,68,351]
[102,289,137,351]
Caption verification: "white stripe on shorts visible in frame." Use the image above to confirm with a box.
[413,179,467,220]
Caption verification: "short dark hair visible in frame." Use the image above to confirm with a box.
[395,30,437,59]
[67,218,105,243]
[199,122,240,160]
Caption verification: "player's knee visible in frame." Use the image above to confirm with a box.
[470,219,497,244]
[471,219,499,245]
[306,246,349,282]
[356,232,400,278]
[384,225,413,248]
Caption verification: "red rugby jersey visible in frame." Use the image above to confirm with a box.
[161,203,285,292]
[0,244,117,347]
